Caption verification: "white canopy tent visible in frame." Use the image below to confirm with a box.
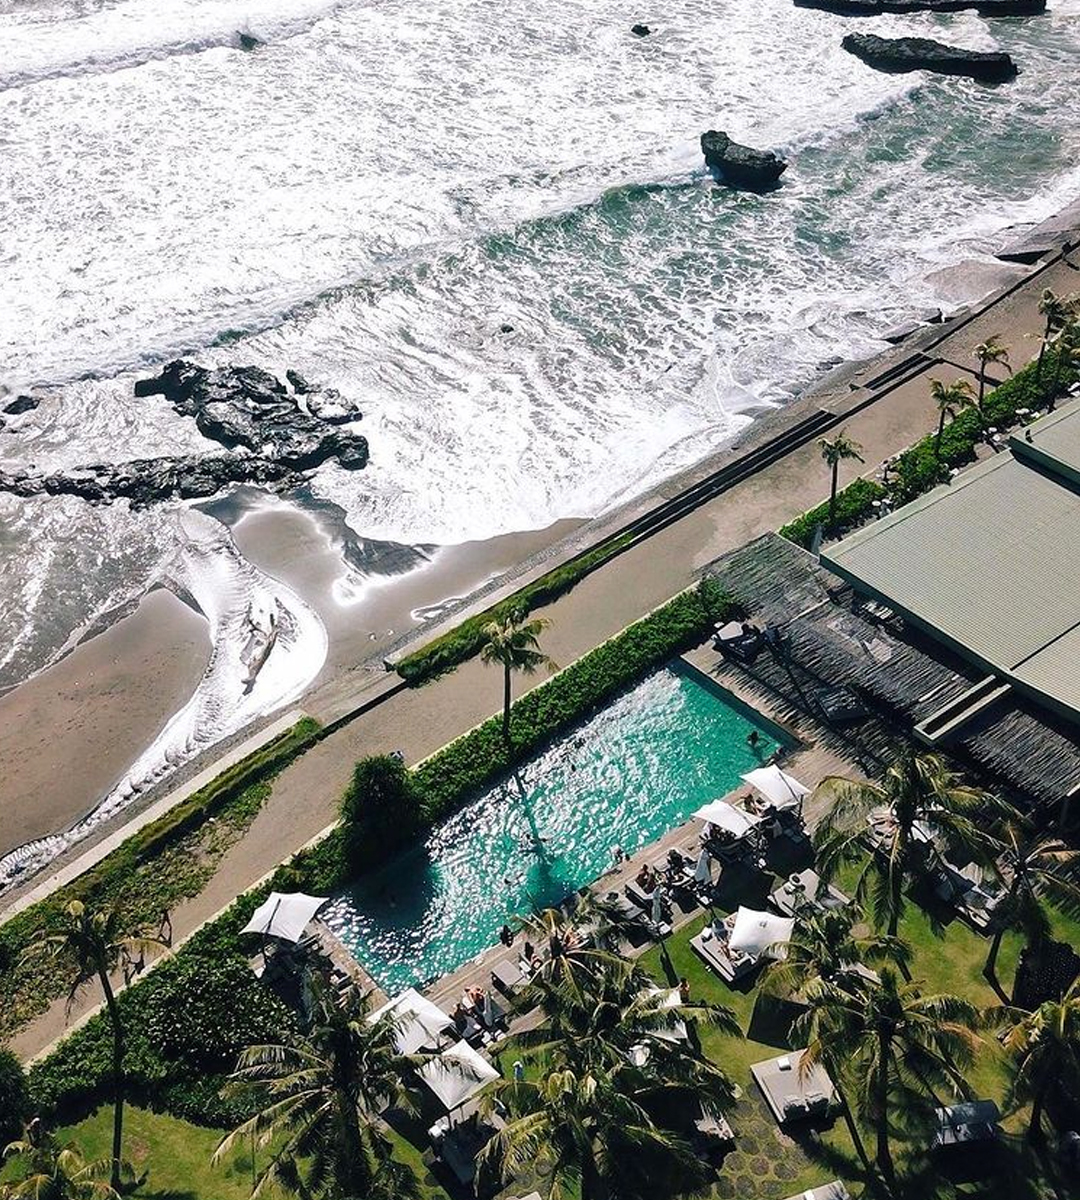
[420,1039,500,1112]
[369,988,454,1055]
[692,799,759,838]
[740,766,810,811]
[693,848,713,886]
[728,906,795,962]
[240,892,327,944]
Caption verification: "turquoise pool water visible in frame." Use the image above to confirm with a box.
[323,664,780,993]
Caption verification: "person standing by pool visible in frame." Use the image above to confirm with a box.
[499,923,514,947]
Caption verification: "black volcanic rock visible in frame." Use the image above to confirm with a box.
[3,394,40,416]
[238,32,262,50]
[842,33,1018,81]
[0,455,303,509]
[632,23,652,35]
[796,0,1043,14]
[134,360,367,471]
[700,130,787,192]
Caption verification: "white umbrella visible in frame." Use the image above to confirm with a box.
[740,766,810,810]
[369,988,453,1054]
[420,1040,500,1112]
[728,906,795,961]
[692,799,759,837]
[693,848,713,886]
[240,892,327,944]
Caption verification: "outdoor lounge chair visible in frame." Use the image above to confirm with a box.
[689,924,756,984]
[782,1184,849,1200]
[491,958,525,996]
[751,1050,837,1125]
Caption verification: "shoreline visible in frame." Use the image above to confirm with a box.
[0,194,1076,899]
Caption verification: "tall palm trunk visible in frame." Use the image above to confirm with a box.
[502,661,512,741]
[98,964,125,1191]
[977,367,987,412]
[832,1073,872,1174]
[828,463,839,531]
[875,1031,895,1186]
[581,1148,601,1200]
[984,875,1019,983]
[935,408,947,458]
[1029,1081,1047,1142]
[1036,320,1052,384]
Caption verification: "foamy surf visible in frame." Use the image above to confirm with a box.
[0,511,327,893]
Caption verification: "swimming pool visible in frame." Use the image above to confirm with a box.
[323,663,782,993]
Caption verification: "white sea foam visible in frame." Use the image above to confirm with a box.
[0,510,326,892]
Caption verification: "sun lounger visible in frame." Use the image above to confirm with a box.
[690,925,756,984]
[491,958,525,996]
[782,1183,849,1200]
[933,1099,1001,1149]
[625,879,663,910]
[770,869,848,918]
[751,1050,837,1125]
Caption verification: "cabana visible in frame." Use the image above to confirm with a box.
[692,799,759,838]
[369,988,454,1055]
[740,765,810,811]
[728,906,794,962]
[420,1039,500,1115]
[240,892,327,944]
[752,1049,836,1124]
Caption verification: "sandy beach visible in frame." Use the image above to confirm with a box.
[0,588,210,857]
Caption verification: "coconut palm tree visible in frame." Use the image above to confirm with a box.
[1049,317,1080,409]
[1035,288,1071,385]
[972,335,1011,414]
[797,968,982,1186]
[480,610,557,741]
[24,902,161,1191]
[1,1124,124,1200]
[482,956,739,1200]
[983,821,1080,991]
[1002,975,1080,1141]
[214,977,421,1200]
[814,749,1001,940]
[819,431,863,533]
[930,378,975,459]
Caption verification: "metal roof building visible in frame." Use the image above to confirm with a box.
[823,399,1080,728]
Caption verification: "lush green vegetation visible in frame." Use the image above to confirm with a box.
[0,717,320,1042]
[394,532,634,685]
[0,1050,29,1145]
[781,345,1079,549]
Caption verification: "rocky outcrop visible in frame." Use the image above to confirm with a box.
[0,455,302,509]
[796,0,1044,14]
[700,130,787,192]
[134,360,367,469]
[3,395,40,416]
[631,23,652,35]
[238,32,262,50]
[842,33,1018,81]
[0,362,368,509]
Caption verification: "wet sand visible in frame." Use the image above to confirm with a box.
[0,589,210,857]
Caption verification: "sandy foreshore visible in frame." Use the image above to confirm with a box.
[0,589,210,857]
[0,197,1076,882]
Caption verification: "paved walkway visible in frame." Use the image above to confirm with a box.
[9,247,1070,1062]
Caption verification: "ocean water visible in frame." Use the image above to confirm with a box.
[323,664,780,992]
[1,0,1079,834]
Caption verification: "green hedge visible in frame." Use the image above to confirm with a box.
[395,532,634,685]
[780,348,1078,549]
[0,716,321,1042]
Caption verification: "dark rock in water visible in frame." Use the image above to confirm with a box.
[3,394,40,416]
[631,23,652,35]
[238,32,262,50]
[796,0,1043,15]
[285,368,312,393]
[134,359,367,471]
[0,455,303,510]
[842,33,1018,82]
[700,130,787,192]
[0,361,369,508]
[499,323,515,334]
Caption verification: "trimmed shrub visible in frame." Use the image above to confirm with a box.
[340,756,422,874]
[0,1048,30,1143]
[779,478,887,550]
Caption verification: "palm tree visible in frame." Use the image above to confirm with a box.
[482,956,739,1200]
[797,968,982,1186]
[819,431,863,533]
[983,821,1080,990]
[972,335,1011,414]
[1002,975,1080,1141]
[930,378,975,459]
[480,609,557,742]
[24,902,161,1191]
[814,749,1000,940]
[1035,288,1071,385]
[1049,317,1080,409]
[2,1124,124,1199]
[214,977,420,1199]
